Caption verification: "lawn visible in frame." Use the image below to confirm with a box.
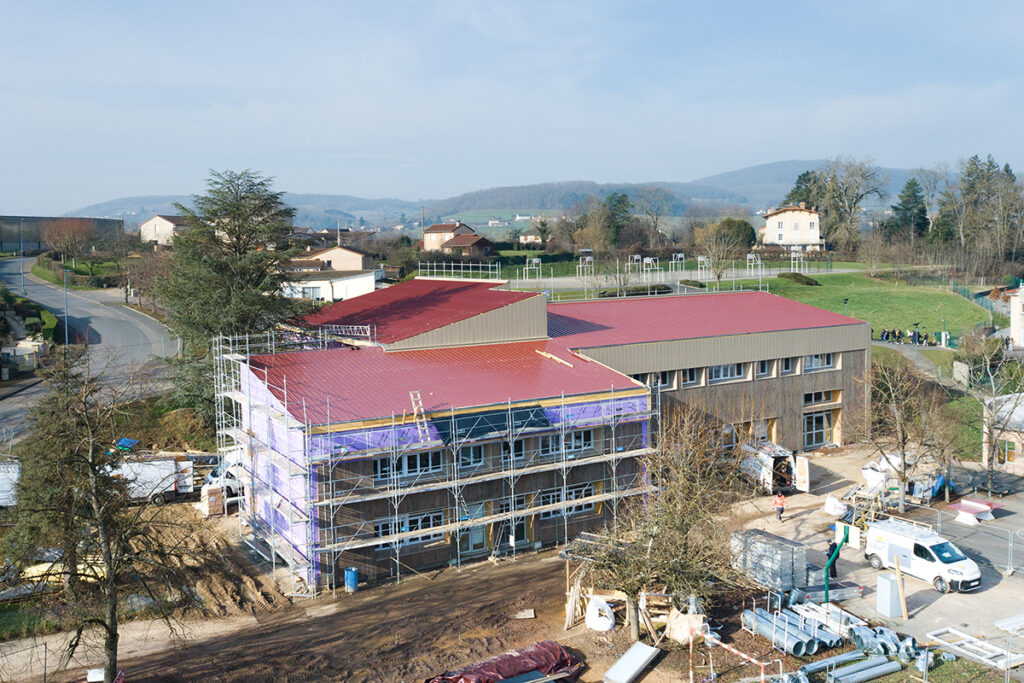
[871,657,1004,682]
[920,347,956,376]
[30,264,106,290]
[947,394,983,460]
[746,273,992,338]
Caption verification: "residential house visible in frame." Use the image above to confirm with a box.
[281,270,382,302]
[140,215,188,246]
[422,222,476,252]
[518,227,543,245]
[216,277,869,592]
[758,203,824,251]
[305,245,378,271]
[441,234,494,258]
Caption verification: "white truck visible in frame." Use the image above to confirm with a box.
[863,518,981,593]
[739,442,810,494]
[203,459,241,498]
[112,457,194,505]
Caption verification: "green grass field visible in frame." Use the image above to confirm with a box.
[749,273,992,337]
[30,264,102,290]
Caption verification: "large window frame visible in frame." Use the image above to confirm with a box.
[564,429,594,454]
[803,353,835,372]
[374,511,445,547]
[459,444,484,470]
[681,368,699,386]
[804,390,835,405]
[540,484,595,519]
[373,450,444,481]
[780,357,796,375]
[756,359,771,378]
[501,439,526,463]
[803,411,833,449]
[997,439,1017,464]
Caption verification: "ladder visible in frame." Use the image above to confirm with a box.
[409,391,429,442]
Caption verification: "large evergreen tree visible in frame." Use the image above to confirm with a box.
[784,170,822,207]
[157,170,310,424]
[885,178,929,242]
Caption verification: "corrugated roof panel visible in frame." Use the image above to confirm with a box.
[247,340,644,425]
[302,278,540,343]
[549,291,863,348]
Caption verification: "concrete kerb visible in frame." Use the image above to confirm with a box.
[0,377,43,402]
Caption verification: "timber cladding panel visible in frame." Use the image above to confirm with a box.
[576,323,871,375]
[388,294,548,350]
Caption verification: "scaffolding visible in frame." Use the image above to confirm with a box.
[418,261,502,280]
[214,330,659,596]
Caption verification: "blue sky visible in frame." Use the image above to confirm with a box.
[2,1,1022,214]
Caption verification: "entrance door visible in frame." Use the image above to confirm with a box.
[464,503,486,553]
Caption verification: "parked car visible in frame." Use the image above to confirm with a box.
[864,518,981,593]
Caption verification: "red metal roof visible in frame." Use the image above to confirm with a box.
[423,222,472,233]
[549,291,863,349]
[247,340,643,424]
[302,278,541,343]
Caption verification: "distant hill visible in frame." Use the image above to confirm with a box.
[69,193,422,230]
[68,160,920,230]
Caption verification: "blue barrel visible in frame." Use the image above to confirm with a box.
[344,566,358,593]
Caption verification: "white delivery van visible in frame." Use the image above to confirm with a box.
[739,442,810,494]
[203,460,241,498]
[864,518,981,593]
[113,457,194,505]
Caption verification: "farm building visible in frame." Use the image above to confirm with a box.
[215,276,870,595]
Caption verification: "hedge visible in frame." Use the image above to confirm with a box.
[777,272,821,286]
[678,280,706,289]
[598,284,673,298]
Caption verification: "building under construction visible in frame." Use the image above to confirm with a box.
[215,276,870,595]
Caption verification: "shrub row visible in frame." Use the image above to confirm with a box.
[598,284,673,298]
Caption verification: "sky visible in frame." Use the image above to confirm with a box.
[2,0,1024,215]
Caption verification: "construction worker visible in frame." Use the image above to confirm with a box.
[773,492,786,521]
[826,540,839,579]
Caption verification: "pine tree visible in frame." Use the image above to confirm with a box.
[887,178,929,242]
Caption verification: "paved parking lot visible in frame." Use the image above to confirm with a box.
[739,447,1024,670]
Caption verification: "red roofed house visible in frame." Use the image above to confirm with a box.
[759,203,824,251]
[440,233,494,258]
[422,221,476,252]
[216,277,870,591]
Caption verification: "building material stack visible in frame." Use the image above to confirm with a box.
[730,529,808,591]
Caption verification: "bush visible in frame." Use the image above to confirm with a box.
[678,280,706,289]
[599,284,673,298]
[40,310,59,342]
[778,272,821,286]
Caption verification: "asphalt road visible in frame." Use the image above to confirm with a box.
[1,257,175,436]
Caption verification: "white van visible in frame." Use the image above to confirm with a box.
[739,442,810,494]
[864,518,981,593]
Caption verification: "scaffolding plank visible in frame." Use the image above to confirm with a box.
[927,627,1024,669]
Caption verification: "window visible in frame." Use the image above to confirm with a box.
[681,368,699,386]
[777,221,783,230]
[373,450,443,481]
[630,373,648,384]
[781,357,796,375]
[809,221,816,231]
[564,430,594,453]
[756,360,771,378]
[778,233,784,242]
[913,544,935,562]
[459,445,484,469]
[721,424,738,449]
[373,512,445,546]
[497,494,527,514]
[501,440,526,462]
[300,286,321,300]
[709,363,745,383]
[657,370,675,390]
[803,353,834,371]
[540,484,595,519]
[803,411,833,448]
[804,390,834,405]
[539,434,558,456]
[997,440,1016,464]
[793,221,800,231]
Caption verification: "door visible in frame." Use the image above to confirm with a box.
[911,543,938,581]
[794,456,810,492]
[463,504,486,553]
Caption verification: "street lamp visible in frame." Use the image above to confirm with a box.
[18,217,25,295]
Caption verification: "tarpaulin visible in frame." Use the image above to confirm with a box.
[424,640,582,683]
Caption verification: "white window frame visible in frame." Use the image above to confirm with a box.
[681,368,699,386]
[756,359,771,378]
[540,484,595,519]
[459,444,484,469]
[564,429,594,454]
[803,353,834,372]
[780,357,796,375]
[657,370,675,390]
[373,450,444,481]
[803,411,833,448]
[709,363,745,383]
[809,221,816,231]
[300,286,321,300]
[374,511,445,547]
[501,439,526,462]
[539,434,558,456]
[778,232,784,242]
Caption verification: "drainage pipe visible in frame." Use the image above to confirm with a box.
[752,608,822,654]
[779,609,843,648]
[741,609,808,657]
[826,656,889,682]
[800,650,866,674]
[836,660,902,683]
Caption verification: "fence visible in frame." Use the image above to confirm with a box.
[0,641,53,682]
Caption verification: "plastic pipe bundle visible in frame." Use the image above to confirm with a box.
[779,609,843,648]
[753,607,821,655]
[826,656,889,682]
[838,660,902,683]
[800,650,866,675]
[741,609,808,657]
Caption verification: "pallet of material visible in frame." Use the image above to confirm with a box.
[730,530,808,591]
[794,581,863,603]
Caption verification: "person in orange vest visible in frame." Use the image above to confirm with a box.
[773,492,787,521]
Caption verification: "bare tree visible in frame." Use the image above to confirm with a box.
[42,218,94,267]
[820,157,889,251]
[916,164,949,237]
[635,186,672,247]
[695,223,740,287]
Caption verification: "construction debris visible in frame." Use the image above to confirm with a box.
[602,641,660,683]
[512,608,536,619]
[425,640,583,683]
[995,612,1024,639]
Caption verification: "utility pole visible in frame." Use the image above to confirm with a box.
[63,269,69,359]
[336,218,341,247]
[421,206,425,229]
